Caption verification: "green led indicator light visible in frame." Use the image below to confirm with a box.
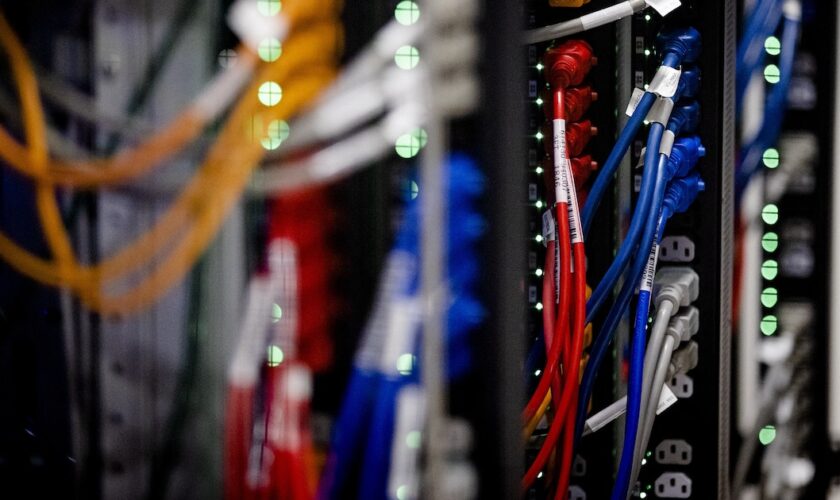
[396,353,415,375]
[761,260,779,280]
[762,148,780,169]
[395,128,427,159]
[261,119,290,150]
[761,287,778,308]
[761,315,778,336]
[536,166,544,174]
[535,131,544,140]
[762,204,779,225]
[396,485,408,500]
[267,345,284,367]
[271,303,283,323]
[394,1,420,26]
[395,45,420,70]
[258,81,283,106]
[762,232,779,252]
[764,64,781,84]
[644,49,651,56]
[759,425,776,445]
[536,97,544,106]
[258,38,282,62]
[257,0,281,17]
[536,63,544,71]
[535,302,544,311]
[765,36,781,55]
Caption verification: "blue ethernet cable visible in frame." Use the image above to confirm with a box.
[575,139,705,450]
[585,122,663,323]
[736,5,801,198]
[609,151,669,500]
[586,102,701,322]
[611,171,706,500]
[736,0,785,111]
[582,27,701,236]
[323,155,485,500]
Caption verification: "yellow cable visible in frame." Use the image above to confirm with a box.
[0,4,340,312]
[523,390,553,440]
[0,12,76,283]
[0,0,342,188]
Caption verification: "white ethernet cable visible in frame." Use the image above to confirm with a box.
[522,0,687,45]
[252,101,427,195]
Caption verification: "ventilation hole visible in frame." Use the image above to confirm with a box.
[671,444,677,453]
[670,478,676,486]
[681,485,688,493]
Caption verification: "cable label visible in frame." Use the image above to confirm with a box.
[553,119,570,204]
[565,168,584,244]
[649,66,682,98]
[646,97,675,125]
[644,0,682,17]
[656,384,678,414]
[625,88,646,117]
[640,241,660,293]
[542,210,556,245]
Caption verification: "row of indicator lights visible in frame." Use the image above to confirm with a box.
[755,36,783,448]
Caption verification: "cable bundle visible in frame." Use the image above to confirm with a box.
[0,0,341,314]
[319,154,485,500]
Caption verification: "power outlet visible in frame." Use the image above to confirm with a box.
[668,373,694,398]
[655,439,693,465]
[655,472,692,498]
[568,485,586,500]
[659,236,695,263]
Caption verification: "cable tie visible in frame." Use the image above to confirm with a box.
[648,66,682,98]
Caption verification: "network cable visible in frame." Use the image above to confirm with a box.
[584,100,700,323]
[582,28,701,236]
[522,0,686,45]
[736,0,801,198]
[0,1,341,313]
[574,135,705,450]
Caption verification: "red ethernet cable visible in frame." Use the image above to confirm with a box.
[524,40,593,492]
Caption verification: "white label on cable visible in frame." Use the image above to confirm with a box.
[580,2,636,31]
[656,384,679,415]
[542,210,555,245]
[645,0,682,17]
[553,119,569,204]
[625,88,647,117]
[649,66,682,98]
[565,165,584,244]
[584,385,678,435]
[640,242,660,293]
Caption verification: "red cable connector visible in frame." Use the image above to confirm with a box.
[540,85,598,123]
[543,40,595,89]
[541,119,597,158]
